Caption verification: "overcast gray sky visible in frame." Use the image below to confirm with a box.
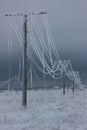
[0,0,87,72]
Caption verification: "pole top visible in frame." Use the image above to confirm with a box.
[4,11,47,17]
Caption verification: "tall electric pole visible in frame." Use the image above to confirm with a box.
[62,71,65,95]
[5,11,47,107]
[22,14,28,106]
[72,79,75,93]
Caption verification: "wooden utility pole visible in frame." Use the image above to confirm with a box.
[62,71,65,95]
[72,79,75,93]
[5,11,47,107]
[22,12,47,106]
[22,14,28,107]
[30,62,33,89]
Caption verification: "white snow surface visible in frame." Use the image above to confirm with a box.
[0,88,87,130]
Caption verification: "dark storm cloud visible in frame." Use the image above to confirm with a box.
[0,0,87,73]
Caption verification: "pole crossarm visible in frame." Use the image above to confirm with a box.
[4,11,47,17]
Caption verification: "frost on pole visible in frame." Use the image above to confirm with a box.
[22,15,28,107]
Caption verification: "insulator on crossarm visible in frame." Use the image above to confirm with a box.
[5,14,8,16]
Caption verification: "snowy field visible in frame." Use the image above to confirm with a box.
[0,88,87,130]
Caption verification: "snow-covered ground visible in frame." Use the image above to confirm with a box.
[0,88,87,130]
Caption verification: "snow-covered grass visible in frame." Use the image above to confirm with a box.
[0,88,87,130]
